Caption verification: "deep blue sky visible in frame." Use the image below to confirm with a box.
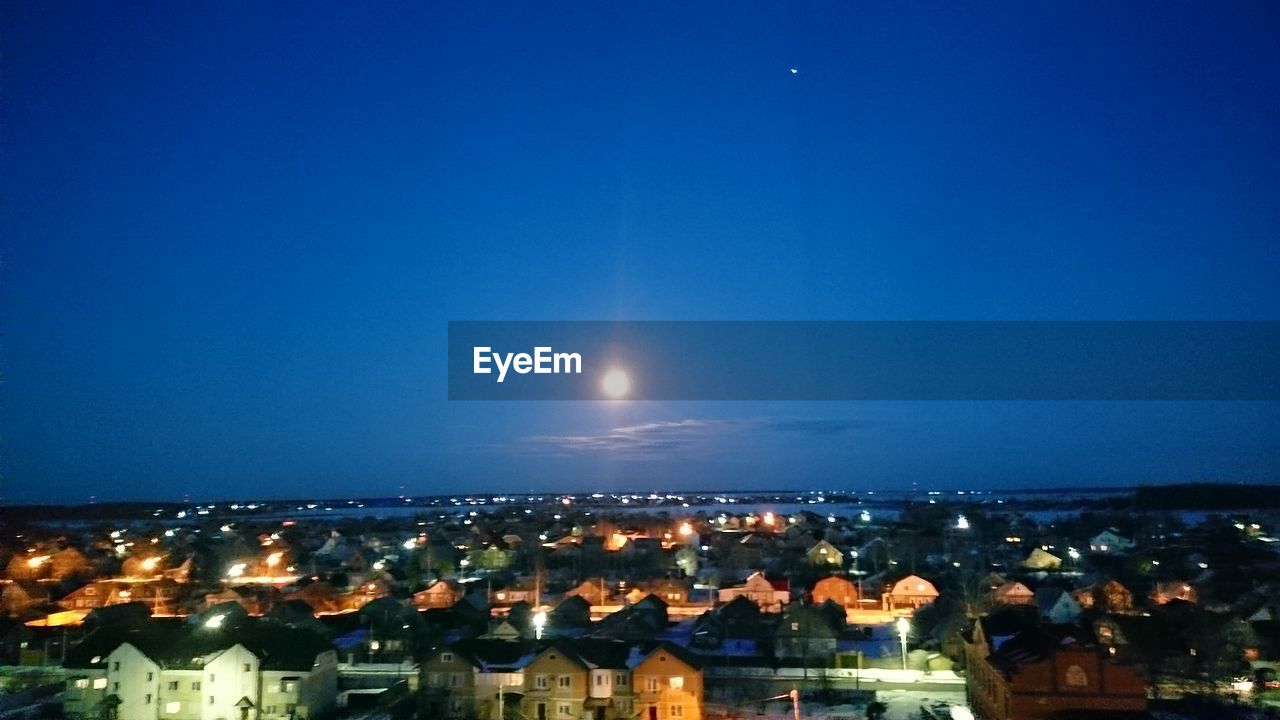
[3,2,1279,502]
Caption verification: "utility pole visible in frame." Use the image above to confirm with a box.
[789,688,800,720]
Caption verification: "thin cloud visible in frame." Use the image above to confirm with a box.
[522,416,872,456]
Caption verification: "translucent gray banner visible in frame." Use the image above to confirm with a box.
[448,321,1280,400]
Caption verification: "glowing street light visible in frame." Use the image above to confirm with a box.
[677,522,693,537]
[266,552,283,568]
[955,514,969,530]
[226,562,247,578]
[532,611,547,640]
[896,617,910,671]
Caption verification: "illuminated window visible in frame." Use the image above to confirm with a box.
[74,679,89,689]
[282,681,297,693]
[1065,665,1089,687]
[669,676,684,689]
[93,678,107,690]
[165,701,180,713]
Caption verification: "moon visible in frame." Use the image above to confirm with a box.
[789,67,798,75]
[601,369,631,399]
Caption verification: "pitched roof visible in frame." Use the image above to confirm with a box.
[64,617,333,672]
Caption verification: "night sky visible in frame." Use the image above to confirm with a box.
[3,2,1279,502]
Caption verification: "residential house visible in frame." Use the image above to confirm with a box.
[62,618,338,720]
[990,581,1036,607]
[1021,548,1062,571]
[1089,530,1135,555]
[774,604,841,661]
[717,573,789,613]
[564,579,612,607]
[882,575,939,612]
[1075,580,1135,614]
[810,576,859,609]
[805,540,843,568]
[631,643,702,720]
[962,608,1148,720]
[420,639,531,719]
[413,580,463,610]
[647,579,694,607]
[1035,588,1083,624]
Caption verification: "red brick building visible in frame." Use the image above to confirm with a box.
[963,608,1148,720]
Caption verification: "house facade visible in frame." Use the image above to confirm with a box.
[810,576,859,608]
[63,626,338,720]
[882,575,938,612]
[963,611,1148,720]
[717,573,789,613]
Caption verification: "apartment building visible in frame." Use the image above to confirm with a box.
[62,617,337,720]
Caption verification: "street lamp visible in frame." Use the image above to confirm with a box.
[896,617,910,671]
[533,611,547,640]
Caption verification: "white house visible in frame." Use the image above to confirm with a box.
[1089,529,1135,554]
[63,618,337,720]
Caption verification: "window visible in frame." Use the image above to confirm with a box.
[86,587,97,595]
[596,674,604,686]
[192,681,201,691]
[168,681,179,691]
[791,622,799,631]
[282,680,297,693]
[671,704,684,717]
[441,652,454,663]
[209,696,215,705]
[646,678,659,692]
[558,703,571,717]
[112,682,120,693]
[536,675,549,689]
[669,676,684,689]
[93,678,108,690]
[615,673,627,686]
[449,673,462,687]
[146,672,153,681]
[165,701,180,714]
[243,663,251,672]
[558,675,571,688]
[74,678,89,689]
[112,662,120,672]
[145,694,152,704]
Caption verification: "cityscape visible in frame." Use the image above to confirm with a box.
[4,487,1280,719]
[4,2,1280,720]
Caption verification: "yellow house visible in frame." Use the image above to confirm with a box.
[631,645,702,720]
[523,644,589,720]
